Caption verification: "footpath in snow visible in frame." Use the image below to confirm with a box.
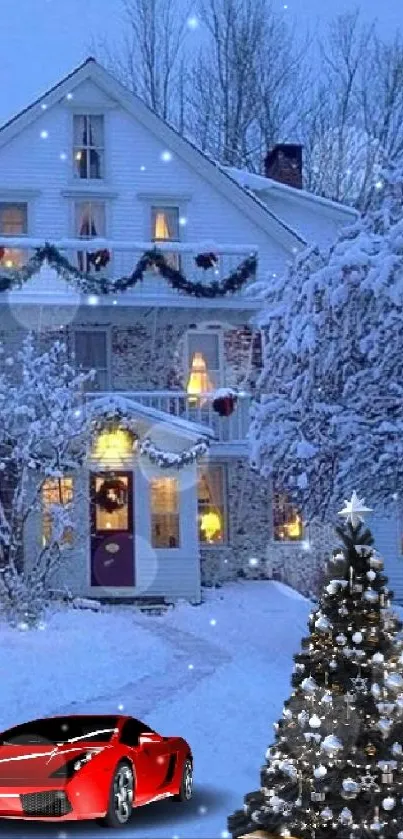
[0,581,311,838]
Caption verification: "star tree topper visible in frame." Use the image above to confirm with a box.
[338,491,373,527]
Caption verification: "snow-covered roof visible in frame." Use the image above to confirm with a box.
[222,166,359,221]
[0,58,305,254]
[87,394,216,441]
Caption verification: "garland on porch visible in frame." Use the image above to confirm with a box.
[89,402,210,469]
[0,243,257,298]
[139,437,209,468]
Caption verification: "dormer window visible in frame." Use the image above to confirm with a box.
[73,115,104,179]
[0,202,28,268]
[151,206,180,268]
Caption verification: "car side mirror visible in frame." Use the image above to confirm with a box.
[138,732,161,747]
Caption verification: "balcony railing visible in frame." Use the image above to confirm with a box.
[86,390,251,444]
[0,237,258,299]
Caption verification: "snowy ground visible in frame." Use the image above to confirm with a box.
[0,581,312,838]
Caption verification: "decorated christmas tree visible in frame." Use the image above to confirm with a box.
[228,492,403,839]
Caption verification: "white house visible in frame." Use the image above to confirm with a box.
[0,57,400,604]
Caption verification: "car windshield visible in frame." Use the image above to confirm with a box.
[0,716,119,745]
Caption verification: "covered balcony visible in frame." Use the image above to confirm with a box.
[0,237,259,307]
[85,390,251,446]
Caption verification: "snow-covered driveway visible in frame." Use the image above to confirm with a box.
[1,581,311,838]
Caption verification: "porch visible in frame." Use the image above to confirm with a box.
[85,390,251,445]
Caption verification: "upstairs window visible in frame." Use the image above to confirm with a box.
[151,206,179,269]
[74,329,109,391]
[273,493,304,541]
[73,115,104,179]
[0,202,27,268]
[186,332,221,402]
[74,200,106,273]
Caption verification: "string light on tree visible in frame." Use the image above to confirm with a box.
[228,492,403,838]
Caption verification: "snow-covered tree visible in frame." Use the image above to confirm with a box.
[229,493,403,839]
[0,334,91,626]
[250,163,403,523]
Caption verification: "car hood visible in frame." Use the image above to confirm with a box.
[0,743,106,784]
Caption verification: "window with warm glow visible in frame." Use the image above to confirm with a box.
[74,201,106,273]
[74,329,109,391]
[186,332,221,405]
[73,115,104,179]
[42,478,74,547]
[0,202,28,268]
[151,206,179,269]
[197,465,227,544]
[150,477,180,548]
[273,493,304,541]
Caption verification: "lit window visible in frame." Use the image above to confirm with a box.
[73,115,104,179]
[197,466,226,544]
[273,493,304,541]
[0,202,28,268]
[42,478,74,547]
[74,200,106,273]
[186,332,221,403]
[150,477,180,548]
[74,329,109,391]
[151,206,179,269]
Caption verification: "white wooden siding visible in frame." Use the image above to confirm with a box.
[367,513,403,603]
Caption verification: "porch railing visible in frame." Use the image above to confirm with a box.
[86,390,251,444]
[0,237,258,298]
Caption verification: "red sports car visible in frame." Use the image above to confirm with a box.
[0,714,193,828]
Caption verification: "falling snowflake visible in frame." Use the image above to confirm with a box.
[118,703,124,711]
[187,14,199,29]
[210,618,217,626]
[198,805,207,814]
[188,663,194,670]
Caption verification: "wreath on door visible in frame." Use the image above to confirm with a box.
[95,477,128,514]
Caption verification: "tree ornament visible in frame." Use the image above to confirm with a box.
[363,587,378,603]
[369,555,384,571]
[352,631,363,644]
[301,677,317,693]
[385,672,403,691]
[391,742,402,757]
[313,765,327,778]
[321,734,342,755]
[315,615,331,631]
[308,714,321,728]
[350,675,368,693]
[367,569,376,581]
[311,790,325,802]
[336,633,347,645]
[341,778,360,799]
[382,796,395,810]
[372,652,384,663]
[339,806,353,825]
[320,807,333,820]
[365,742,377,756]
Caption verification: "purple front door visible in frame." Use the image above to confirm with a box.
[90,472,135,587]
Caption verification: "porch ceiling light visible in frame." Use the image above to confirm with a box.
[93,427,135,462]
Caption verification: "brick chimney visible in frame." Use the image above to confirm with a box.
[264,144,303,189]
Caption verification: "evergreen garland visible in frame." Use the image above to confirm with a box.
[1,243,257,298]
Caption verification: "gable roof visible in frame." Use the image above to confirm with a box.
[0,57,306,252]
[222,165,359,222]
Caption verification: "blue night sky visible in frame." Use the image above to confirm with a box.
[1,0,401,126]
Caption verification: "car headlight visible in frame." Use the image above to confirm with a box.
[50,750,97,779]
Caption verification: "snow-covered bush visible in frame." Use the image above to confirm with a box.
[250,163,403,522]
[0,334,91,626]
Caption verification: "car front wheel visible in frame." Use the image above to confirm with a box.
[173,758,193,802]
[101,761,134,828]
